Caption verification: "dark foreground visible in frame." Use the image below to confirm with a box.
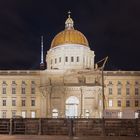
[0,135,139,140]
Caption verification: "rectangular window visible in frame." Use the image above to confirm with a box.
[117,100,121,107]
[135,88,139,95]
[109,99,113,107]
[2,100,6,106]
[71,56,74,62]
[21,88,25,94]
[117,88,121,95]
[31,99,35,106]
[59,57,61,63]
[126,100,130,107]
[12,99,16,106]
[31,111,36,118]
[126,88,130,95]
[21,111,26,118]
[31,88,35,94]
[135,100,139,107]
[55,58,57,64]
[12,111,16,118]
[21,100,26,106]
[2,111,6,118]
[2,88,6,94]
[76,56,79,62]
[12,88,16,94]
[109,88,112,95]
[65,56,68,62]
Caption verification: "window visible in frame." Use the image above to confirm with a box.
[12,87,16,94]
[52,109,58,118]
[55,58,57,64]
[21,81,26,94]
[31,81,35,84]
[31,99,35,106]
[21,111,26,118]
[117,88,121,95]
[2,100,6,106]
[12,99,16,106]
[126,88,130,95]
[21,87,25,94]
[65,56,68,62]
[2,111,6,118]
[109,88,112,95]
[126,100,130,107]
[2,88,6,94]
[31,111,36,118]
[31,87,35,94]
[12,111,16,118]
[117,100,121,107]
[85,110,89,118]
[118,112,122,118]
[21,100,26,106]
[71,56,74,62]
[135,88,139,95]
[59,57,61,63]
[109,81,113,85]
[76,56,79,62]
[108,99,113,107]
[135,100,139,107]
[135,112,139,118]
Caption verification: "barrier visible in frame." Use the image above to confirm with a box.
[0,118,139,136]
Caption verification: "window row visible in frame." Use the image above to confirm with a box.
[1,87,35,94]
[108,87,139,95]
[108,81,139,86]
[1,99,36,107]
[51,56,80,64]
[108,99,139,107]
[2,81,35,85]
[1,110,36,118]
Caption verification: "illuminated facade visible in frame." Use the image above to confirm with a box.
[0,14,140,118]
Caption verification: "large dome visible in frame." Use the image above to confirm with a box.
[51,14,89,48]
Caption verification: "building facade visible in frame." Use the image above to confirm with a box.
[0,14,140,118]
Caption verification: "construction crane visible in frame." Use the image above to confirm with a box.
[95,56,108,117]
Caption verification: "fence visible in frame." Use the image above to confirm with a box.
[0,118,140,136]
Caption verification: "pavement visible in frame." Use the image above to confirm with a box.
[0,135,139,140]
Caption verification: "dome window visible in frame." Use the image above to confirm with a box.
[71,57,74,62]
[65,56,68,62]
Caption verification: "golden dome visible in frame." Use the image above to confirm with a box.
[51,13,89,48]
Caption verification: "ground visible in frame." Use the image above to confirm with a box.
[0,135,139,140]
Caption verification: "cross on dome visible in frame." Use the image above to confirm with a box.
[68,11,71,18]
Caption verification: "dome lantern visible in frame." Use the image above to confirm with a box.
[65,11,74,29]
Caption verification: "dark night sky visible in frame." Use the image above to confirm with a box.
[0,0,140,70]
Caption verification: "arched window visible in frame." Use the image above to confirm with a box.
[71,56,74,62]
[65,56,68,62]
[66,96,79,118]
[76,56,79,62]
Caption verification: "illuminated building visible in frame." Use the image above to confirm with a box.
[0,14,140,118]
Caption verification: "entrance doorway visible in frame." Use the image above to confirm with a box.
[66,96,79,118]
